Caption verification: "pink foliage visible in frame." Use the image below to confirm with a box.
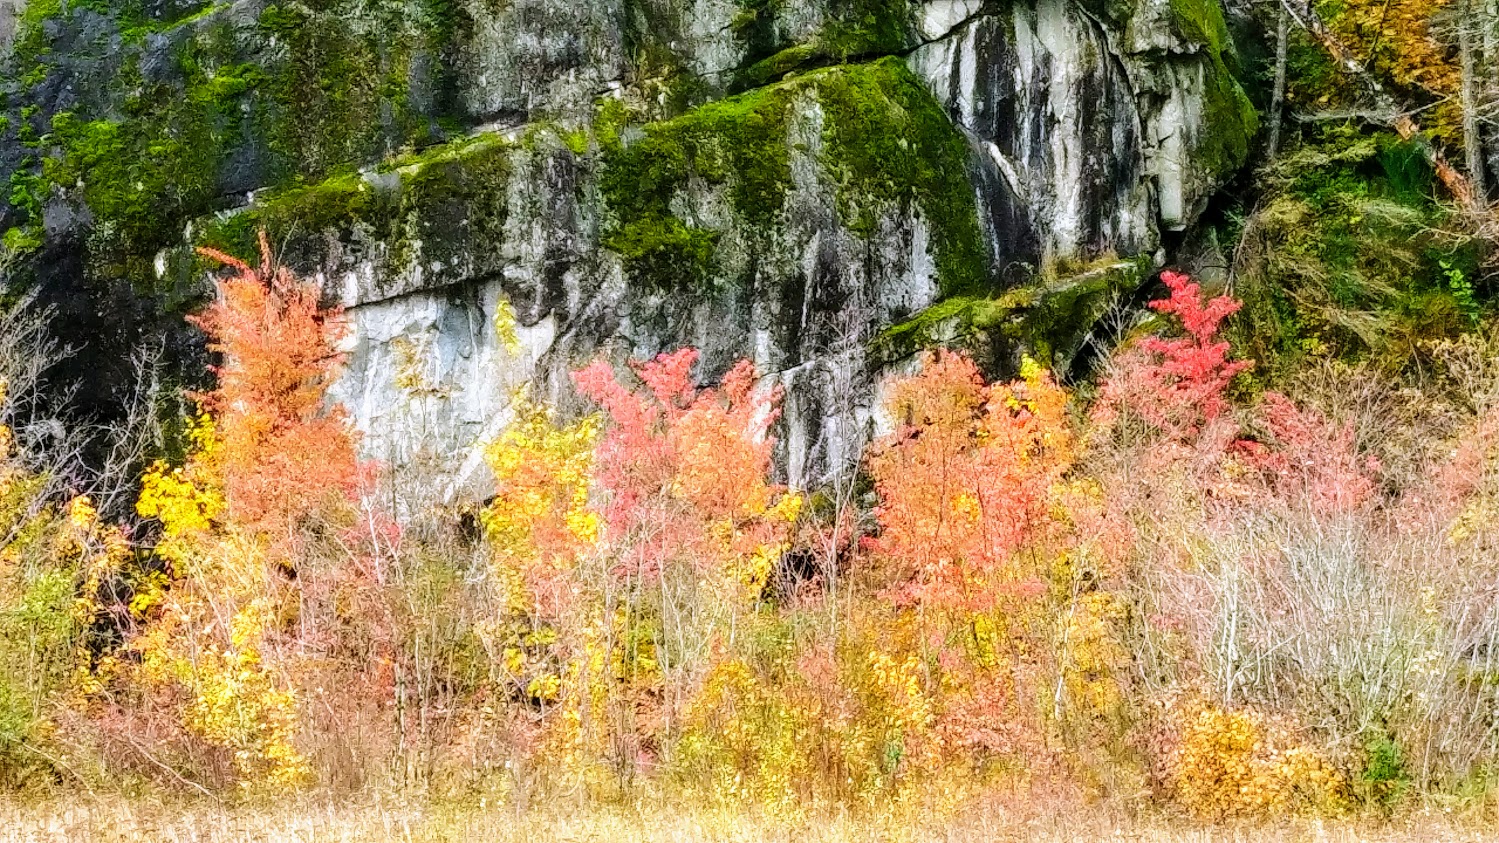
[1093,271,1253,443]
[1240,392,1380,515]
[1400,404,1499,530]
[1092,271,1388,524]
[571,348,788,579]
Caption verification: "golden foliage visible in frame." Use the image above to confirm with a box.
[679,657,810,814]
[482,397,601,592]
[1156,695,1347,820]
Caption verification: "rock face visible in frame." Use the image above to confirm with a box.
[0,0,22,51]
[0,0,1258,496]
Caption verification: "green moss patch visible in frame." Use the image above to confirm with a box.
[33,48,263,283]
[1231,127,1485,381]
[817,58,988,292]
[1168,0,1233,61]
[2,0,455,296]
[1164,0,1259,178]
[601,57,987,294]
[190,131,518,288]
[730,0,912,89]
[877,258,1147,373]
[816,0,911,59]
[254,3,442,179]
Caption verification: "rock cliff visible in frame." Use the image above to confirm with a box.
[0,0,1258,494]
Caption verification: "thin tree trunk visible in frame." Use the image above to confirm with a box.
[1483,0,1499,183]
[1267,6,1291,160]
[1461,0,1490,203]
[1488,0,1499,54]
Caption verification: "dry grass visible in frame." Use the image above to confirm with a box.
[0,796,1494,843]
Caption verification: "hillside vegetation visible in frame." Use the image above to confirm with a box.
[4,0,1499,838]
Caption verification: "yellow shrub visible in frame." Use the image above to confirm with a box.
[482,398,599,584]
[864,650,939,775]
[132,416,310,793]
[136,412,226,596]
[132,542,311,793]
[678,657,810,815]
[1057,591,1129,728]
[1160,695,1346,820]
[56,495,131,699]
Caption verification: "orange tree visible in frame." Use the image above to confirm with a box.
[864,352,1097,775]
[130,232,359,791]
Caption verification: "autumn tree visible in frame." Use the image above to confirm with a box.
[1090,270,1379,516]
[867,352,1072,614]
[189,234,358,534]
[572,349,800,774]
[477,348,801,789]
[1092,271,1250,448]
[571,348,800,599]
[862,352,1109,770]
[1275,0,1483,209]
[129,232,359,791]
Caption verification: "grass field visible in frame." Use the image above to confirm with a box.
[1,797,1494,843]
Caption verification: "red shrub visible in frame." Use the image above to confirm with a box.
[1092,271,1252,444]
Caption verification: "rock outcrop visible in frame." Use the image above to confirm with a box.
[0,0,1259,495]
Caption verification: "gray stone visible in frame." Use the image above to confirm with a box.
[0,0,1258,499]
[0,0,23,53]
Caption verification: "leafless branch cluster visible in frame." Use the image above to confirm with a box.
[0,294,173,527]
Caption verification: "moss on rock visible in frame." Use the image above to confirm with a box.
[1167,0,1259,180]
[32,38,264,284]
[254,2,442,179]
[1197,55,1260,183]
[189,130,518,291]
[1168,0,1233,61]
[601,57,987,294]
[877,257,1149,376]
[808,0,911,60]
[729,0,912,91]
[816,57,988,293]
[734,0,910,60]
[2,0,455,295]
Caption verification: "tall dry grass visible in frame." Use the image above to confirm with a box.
[0,794,1492,843]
